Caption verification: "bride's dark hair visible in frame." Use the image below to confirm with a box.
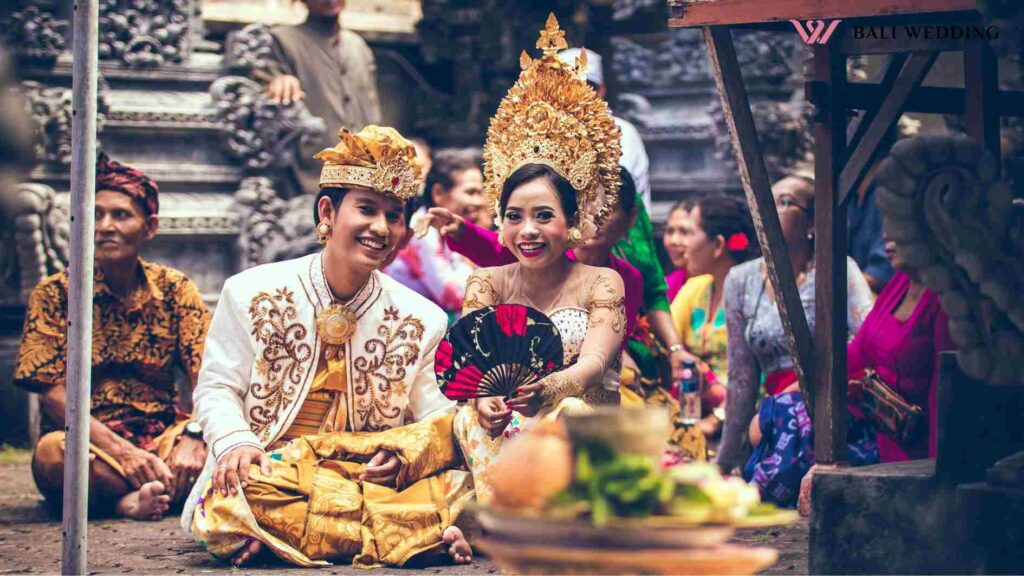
[498,164,578,221]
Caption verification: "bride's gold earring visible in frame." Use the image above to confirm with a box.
[316,221,331,245]
[497,223,506,246]
[567,227,582,248]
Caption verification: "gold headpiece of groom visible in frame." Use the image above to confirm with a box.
[483,14,622,238]
[315,125,422,202]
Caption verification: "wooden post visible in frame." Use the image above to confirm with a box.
[64,0,99,573]
[811,44,847,464]
[964,40,1000,170]
[703,26,817,413]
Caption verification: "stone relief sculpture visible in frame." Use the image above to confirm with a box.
[19,81,109,166]
[707,95,814,182]
[0,3,67,62]
[234,177,317,269]
[209,75,326,172]
[98,0,193,67]
[224,23,278,81]
[875,134,1024,386]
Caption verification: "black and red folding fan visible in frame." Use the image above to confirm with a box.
[435,304,564,401]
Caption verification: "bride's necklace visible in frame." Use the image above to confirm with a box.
[316,253,370,360]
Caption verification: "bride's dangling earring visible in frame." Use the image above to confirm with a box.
[566,227,582,248]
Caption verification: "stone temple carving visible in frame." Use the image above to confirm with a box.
[875,134,1024,386]
[19,80,109,166]
[224,23,277,81]
[611,29,805,89]
[210,75,326,171]
[1,4,67,62]
[7,183,69,301]
[98,0,193,67]
[707,95,814,182]
[234,177,317,269]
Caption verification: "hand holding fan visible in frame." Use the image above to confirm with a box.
[435,304,564,401]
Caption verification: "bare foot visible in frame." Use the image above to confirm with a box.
[114,481,170,521]
[442,525,472,564]
[232,538,265,567]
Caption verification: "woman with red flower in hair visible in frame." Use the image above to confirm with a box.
[669,194,759,438]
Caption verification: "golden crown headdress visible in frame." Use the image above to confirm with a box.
[315,125,422,202]
[483,14,622,237]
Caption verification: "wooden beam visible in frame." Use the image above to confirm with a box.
[964,41,1001,169]
[844,54,908,158]
[844,84,1024,116]
[837,51,938,208]
[702,26,817,414]
[812,43,848,464]
[670,0,977,28]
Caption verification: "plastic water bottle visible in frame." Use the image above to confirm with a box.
[679,359,701,425]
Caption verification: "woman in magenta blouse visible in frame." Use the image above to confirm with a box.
[847,236,956,461]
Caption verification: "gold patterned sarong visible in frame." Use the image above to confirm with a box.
[193,414,472,568]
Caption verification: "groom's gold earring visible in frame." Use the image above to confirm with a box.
[316,222,331,245]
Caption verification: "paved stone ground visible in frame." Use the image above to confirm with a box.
[0,453,808,574]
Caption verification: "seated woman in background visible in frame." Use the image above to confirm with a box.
[662,198,696,302]
[719,174,874,507]
[846,234,955,462]
[670,193,759,437]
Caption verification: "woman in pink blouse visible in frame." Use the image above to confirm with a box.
[847,236,956,461]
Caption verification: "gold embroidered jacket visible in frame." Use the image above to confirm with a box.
[183,253,454,533]
[193,252,454,459]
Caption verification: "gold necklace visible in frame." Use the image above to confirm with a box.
[316,255,370,360]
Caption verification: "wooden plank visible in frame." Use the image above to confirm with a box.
[670,0,977,28]
[837,51,938,208]
[703,26,817,415]
[811,44,848,464]
[964,41,1001,169]
[844,84,1024,115]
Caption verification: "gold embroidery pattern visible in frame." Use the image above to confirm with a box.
[584,273,626,334]
[351,310,425,431]
[462,270,500,313]
[248,288,313,440]
[540,372,585,407]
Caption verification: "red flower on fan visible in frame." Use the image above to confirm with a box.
[435,339,454,374]
[444,364,485,400]
[495,304,528,337]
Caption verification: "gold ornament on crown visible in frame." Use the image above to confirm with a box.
[315,125,423,202]
[483,14,622,240]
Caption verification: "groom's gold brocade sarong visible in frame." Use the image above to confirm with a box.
[192,414,472,568]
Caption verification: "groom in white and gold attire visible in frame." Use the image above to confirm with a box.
[182,126,473,567]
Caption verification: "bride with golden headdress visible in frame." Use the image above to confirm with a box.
[453,13,627,504]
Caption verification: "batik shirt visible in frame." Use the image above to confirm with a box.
[14,260,211,450]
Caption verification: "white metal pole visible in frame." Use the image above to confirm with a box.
[63,0,99,573]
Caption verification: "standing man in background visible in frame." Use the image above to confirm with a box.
[262,0,382,195]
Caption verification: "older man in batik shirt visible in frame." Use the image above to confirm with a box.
[14,153,211,520]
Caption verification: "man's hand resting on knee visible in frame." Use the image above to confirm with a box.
[213,445,271,497]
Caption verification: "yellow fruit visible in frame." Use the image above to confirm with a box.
[490,428,572,510]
